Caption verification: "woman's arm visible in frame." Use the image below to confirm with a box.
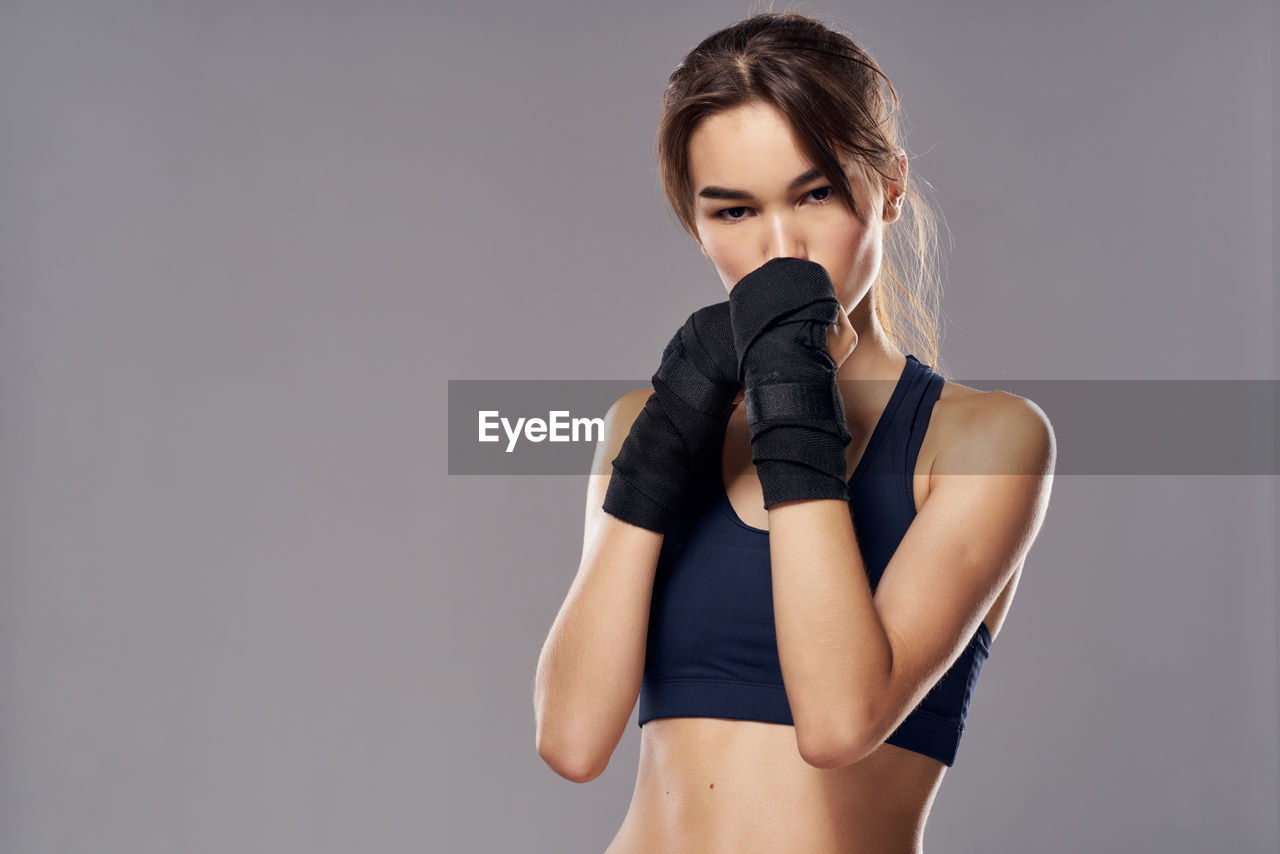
[533,388,661,783]
[771,392,1055,769]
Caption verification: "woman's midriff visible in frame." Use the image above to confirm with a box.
[604,717,946,854]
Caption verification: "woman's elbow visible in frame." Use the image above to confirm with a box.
[535,729,608,783]
[795,718,867,770]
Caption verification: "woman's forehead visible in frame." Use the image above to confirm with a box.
[688,107,871,194]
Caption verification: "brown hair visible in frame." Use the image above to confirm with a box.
[655,3,951,374]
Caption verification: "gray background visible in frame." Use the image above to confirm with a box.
[1,1,1275,852]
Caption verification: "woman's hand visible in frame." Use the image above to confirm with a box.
[727,257,855,509]
[825,306,858,370]
[730,285,852,403]
[602,300,742,533]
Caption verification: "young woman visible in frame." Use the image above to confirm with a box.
[534,10,1056,852]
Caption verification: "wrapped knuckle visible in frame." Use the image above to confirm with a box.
[793,322,828,350]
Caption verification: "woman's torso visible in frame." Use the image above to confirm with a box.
[606,355,1020,854]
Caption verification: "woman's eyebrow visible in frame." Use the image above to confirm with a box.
[697,166,824,201]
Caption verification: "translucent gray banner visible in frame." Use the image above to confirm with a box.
[448,379,1278,475]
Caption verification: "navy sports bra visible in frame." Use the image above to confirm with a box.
[636,354,993,768]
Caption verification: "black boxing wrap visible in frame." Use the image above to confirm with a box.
[728,258,853,508]
[602,301,740,533]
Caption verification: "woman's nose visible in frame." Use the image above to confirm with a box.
[764,213,806,260]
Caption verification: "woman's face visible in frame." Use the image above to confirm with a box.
[688,100,903,311]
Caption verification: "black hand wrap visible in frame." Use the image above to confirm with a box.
[602,301,740,533]
[728,257,853,509]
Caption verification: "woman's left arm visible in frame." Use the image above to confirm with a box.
[773,392,1056,769]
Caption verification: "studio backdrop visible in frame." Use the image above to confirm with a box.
[1,1,1274,852]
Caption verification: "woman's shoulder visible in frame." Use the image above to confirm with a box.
[930,378,1055,474]
[590,388,654,477]
[606,388,654,433]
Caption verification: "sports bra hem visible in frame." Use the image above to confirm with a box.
[637,676,968,767]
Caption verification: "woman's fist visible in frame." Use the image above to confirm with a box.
[825,303,858,370]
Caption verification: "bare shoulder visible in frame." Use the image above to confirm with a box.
[580,387,663,556]
[610,388,654,421]
[926,381,1056,477]
[588,388,653,477]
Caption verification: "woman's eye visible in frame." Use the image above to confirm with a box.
[714,186,835,222]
